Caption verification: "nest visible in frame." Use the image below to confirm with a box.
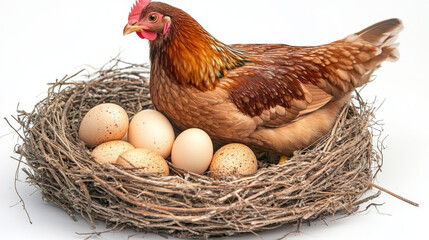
[13,60,385,239]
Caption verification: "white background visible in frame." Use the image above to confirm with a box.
[1,0,428,239]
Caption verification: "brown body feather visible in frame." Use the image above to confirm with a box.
[146,2,402,155]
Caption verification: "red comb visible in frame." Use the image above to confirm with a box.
[128,0,151,22]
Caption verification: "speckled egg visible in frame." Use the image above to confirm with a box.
[209,143,258,177]
[171,128,213,175]
[128,109,175,158]
[91,140,134,165]
[79,103,129,147]
[116,148,169,176]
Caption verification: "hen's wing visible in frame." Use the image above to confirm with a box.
[219,43,346,127]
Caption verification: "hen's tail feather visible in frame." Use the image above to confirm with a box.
[355,18,404,61]
[356,19,402,44]
[327,18,403,92]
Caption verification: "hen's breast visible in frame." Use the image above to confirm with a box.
[149,68,257,143]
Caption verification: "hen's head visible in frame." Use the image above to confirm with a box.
[123,0,251,91]
[123,0,173,41]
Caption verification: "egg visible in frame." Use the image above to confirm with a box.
[209,143,258,177]
[116,148,169,176]
[91,140,134,165]
[171,128,213,174]
[79,103,129,147]
[128,109,175,158]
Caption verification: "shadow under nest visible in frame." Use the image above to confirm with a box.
[13,59,384,239]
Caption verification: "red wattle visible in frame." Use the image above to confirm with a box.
[137,30,157,41]
[137,31,144,39]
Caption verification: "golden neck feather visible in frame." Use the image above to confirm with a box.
[150,11,250,91]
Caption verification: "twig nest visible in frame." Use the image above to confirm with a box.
[209,143,258,178]
[117,148,169,177]
[12,60,382,239]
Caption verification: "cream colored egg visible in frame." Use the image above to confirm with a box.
[171,128,213,174]
[209,143,258,177]
[79,103,129,147]
[91,140,134,165]
[128,109,175,158]
[116,148,169,176]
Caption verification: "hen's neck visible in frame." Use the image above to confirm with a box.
[150,11,250,91]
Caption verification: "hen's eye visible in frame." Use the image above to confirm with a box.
[148,14,158,23]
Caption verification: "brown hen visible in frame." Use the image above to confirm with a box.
[123,0,403,156]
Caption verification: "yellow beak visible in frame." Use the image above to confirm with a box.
[123,24,149,35]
